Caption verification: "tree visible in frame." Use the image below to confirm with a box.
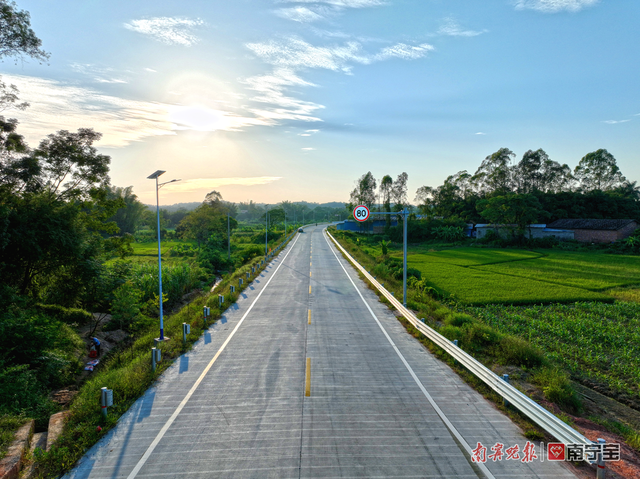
[379,174,393,227]
[348,172,377,211]
[513,149,574,194]
[107,186,147,235]
[574,149,626,192]
[30,128,111,201]
[0,0,49,63]
[472,148,515,195]
[477,194,546,238]
[391,172,408,211]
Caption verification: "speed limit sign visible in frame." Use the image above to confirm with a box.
[353,205,370,222]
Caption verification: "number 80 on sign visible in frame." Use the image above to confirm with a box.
[353,205,370,222]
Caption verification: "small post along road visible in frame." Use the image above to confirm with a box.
[65,225,577,479]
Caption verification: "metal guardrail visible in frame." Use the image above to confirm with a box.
[327,231,593,447]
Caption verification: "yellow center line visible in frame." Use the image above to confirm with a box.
[308,309,311,324]
[305,358,311,397]
[310,271,312,277]
[309,285,312,294]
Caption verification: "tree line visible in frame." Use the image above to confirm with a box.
[347,147,639,234]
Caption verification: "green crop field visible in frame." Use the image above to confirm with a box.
[387,247,640,305]
[465,301,640,399]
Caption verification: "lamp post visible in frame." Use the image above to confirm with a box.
[147,170,180,342]
[265,207,269,256]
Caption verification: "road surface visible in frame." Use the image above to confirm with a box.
[65,225,576,479]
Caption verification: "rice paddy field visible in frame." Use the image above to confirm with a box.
[390,247,640,305]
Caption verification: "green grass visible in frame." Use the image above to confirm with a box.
[0,415,25,460]
[384,247,635,304]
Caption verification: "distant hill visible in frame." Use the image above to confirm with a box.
[146,202,201,212]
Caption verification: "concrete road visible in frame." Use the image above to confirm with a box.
[65,225,577,479]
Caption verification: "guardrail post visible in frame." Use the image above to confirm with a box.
[100,387,112,418]
[597,438,606,479]
[453,340,459,365]
[239,278,243,287]
[182,322,190,344]
[230,285,235,293]
[219,294,224,307]
[152,347,157,372]
[421,318,426,323]
[246,272,250,280]
[502,374,510,407]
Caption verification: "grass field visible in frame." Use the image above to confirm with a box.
[384,247,640,304]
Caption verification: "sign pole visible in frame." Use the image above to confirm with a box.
[403,208,408,307]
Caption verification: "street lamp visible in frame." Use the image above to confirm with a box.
[147,170,181,342]
[265,207,269,256]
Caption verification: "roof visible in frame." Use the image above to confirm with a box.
[547,219,638,231]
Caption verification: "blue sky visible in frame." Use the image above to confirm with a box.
[1,0,638,205]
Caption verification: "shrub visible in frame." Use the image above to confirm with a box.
[35,304,92,325]
[0,364,58,426]
[445,312,473,328]
[532,368,582,413]
[494,335,545,369]
[465,322,503,351]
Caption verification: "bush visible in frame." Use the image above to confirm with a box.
[444,312,473,328]
[0,364,58,426]
[532,368,582,413]
[494,335,545,369]
[35,304,93,325]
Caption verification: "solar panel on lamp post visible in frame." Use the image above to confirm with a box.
[147,170,181,343]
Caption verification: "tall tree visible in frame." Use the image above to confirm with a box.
[0,0,49,62]
[472,148,515,195]
[348,171,377,211]
[107,185,147,235]
[574,149,626,192]
[391,172,408,211]
[379,174,393,227]
[513,149,574,194]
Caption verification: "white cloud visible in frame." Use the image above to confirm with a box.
[70,63,129,84]
[301,147,316,150]
[279,0,384,7]
[164,177,282,193]
[514,0,599,13]
[241,68,324,121]
[299,129,320,136]
[145,68,157,73]
[437,18,487,37]
[246,37,370,72]
[247,37,433,72]
[603,119,631,124]
[243,37,432,123]
[124,17,205,46]
[375,43,434,60]
[275,6,325,22]
[2,75,271,148]
[475,132,487,135]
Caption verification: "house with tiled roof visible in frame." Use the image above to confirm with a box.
[546,219,639,243]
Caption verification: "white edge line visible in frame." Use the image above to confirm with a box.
[126,234,301,479]
[323,231,496,479]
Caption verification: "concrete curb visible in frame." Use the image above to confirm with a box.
[0,420,34,479]
[46,411,71,451]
